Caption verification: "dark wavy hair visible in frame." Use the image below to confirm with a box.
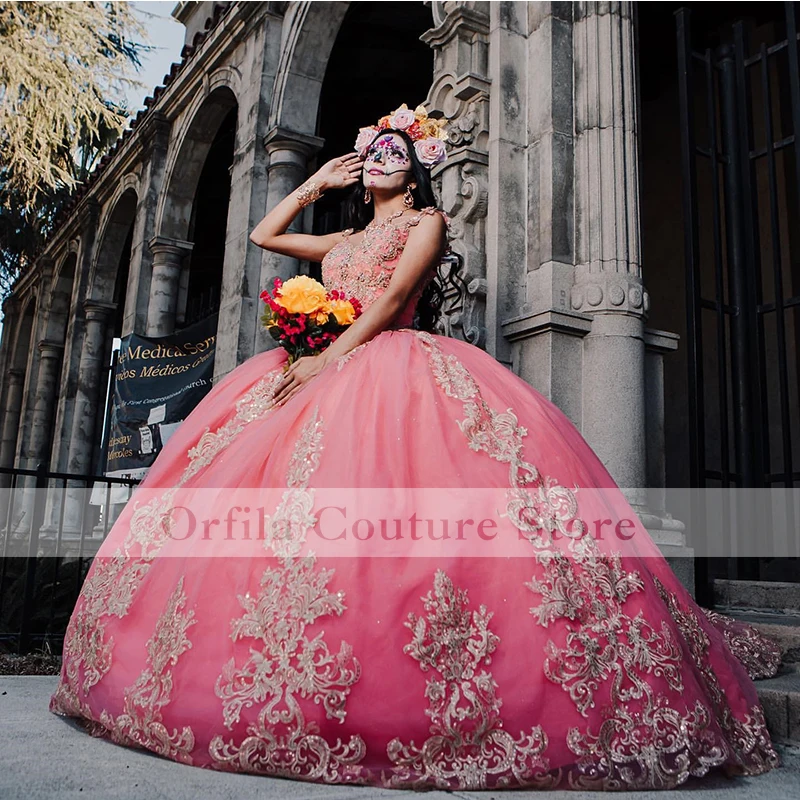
[342,128,465,333]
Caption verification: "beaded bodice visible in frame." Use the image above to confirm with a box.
[321,207,446,328]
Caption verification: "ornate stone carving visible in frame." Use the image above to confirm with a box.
[422,2,491,348]
[569,274,650,318]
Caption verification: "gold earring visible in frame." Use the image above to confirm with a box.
[364,187,372,204]
[403,185,414,209]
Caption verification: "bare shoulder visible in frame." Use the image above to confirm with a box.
[405,207,448,240]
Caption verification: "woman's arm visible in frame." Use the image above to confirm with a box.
[249,152,363,262]
[270,211,447,407]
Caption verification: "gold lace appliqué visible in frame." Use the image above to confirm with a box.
[53,369,284,701]
[654,578,779,775]
[208,407,366,782]
[384,569,554,790]
[95,576,198,762]
[700,607,781,680]
[321,207,443,312]
[413,330,777,789]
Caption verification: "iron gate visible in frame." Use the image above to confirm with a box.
[676,3,800,587]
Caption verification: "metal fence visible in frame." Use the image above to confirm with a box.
[0,464,141,655]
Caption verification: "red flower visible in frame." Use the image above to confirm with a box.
[406,121,423,140]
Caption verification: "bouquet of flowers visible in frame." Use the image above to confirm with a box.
[260,275,362,366]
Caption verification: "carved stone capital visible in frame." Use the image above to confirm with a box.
[2,295,21,317]
[570,273,650,317]
[138,110,171,159]
[502,309,593,342]
[37,340,65,359]
[574,2,632,21]
[82,300,117,323]
[37,255,56,274]
[263,126,325,159]
[423,3,490,47]
[147,235,194,259]
[77,198,100,231]
[424,4,491,119]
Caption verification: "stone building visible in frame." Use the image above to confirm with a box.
[0,1,797,597]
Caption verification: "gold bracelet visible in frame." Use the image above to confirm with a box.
[296,179,323,209]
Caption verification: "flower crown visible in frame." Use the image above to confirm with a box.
[354,103,448,168]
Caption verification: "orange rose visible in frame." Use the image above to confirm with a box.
[328,298,357,326]
[275,275,329,315]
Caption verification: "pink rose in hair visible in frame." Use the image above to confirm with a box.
[354,126,378,156]
[389,108,416,130]
[414,138,447,167]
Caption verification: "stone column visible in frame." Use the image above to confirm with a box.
[0,297,17,427]
[0,369,25,529]
[47,202,99,474]
[124,111,171,337]
[262,128,324,279]
[485,1,530,366]
[499,2,593,428]
[568,3,691,592]
[423,2,491,348]
[239,127,323,369]
[145,237,193,337]
[0,369,25,473]
[49,300,114,538]
[14,282,43,470]
[26,341,64,468]
[8,341,63,536]
[66,301,116,477]
[570,1,649,510]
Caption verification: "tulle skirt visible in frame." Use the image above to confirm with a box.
[50,328,780,790]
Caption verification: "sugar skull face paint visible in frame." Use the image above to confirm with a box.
[362,134,411,181]
[366,136,410,167]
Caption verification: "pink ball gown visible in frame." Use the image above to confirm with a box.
[51,207,782,791]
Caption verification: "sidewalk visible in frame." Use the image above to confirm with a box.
[2,676,799,799]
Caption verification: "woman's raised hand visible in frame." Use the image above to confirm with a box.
[312,152,364,191]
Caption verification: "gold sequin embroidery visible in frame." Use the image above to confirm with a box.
[96,576,197,762]
[654,578,779,776]
[385,569,555,790]
[701,607,781,680]
[209,407,367,781]
[53,369,284,701]
[321,207,443,312]
[414,330,777,789]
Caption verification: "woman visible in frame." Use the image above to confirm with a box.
[51,104,782,790]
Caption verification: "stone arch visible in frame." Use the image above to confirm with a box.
[70,188,139,478]
[150,82,239,335]
[41,251,78,344]
[8,295,37,371]
[268,1,351,136]
[157,81,239,241]
[93,173,140,270]
[309,2,435,238]
[90,187,138,311]
[42,248,83,476]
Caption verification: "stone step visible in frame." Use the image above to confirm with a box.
[755,663,800,744]
[714,579,800,613]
